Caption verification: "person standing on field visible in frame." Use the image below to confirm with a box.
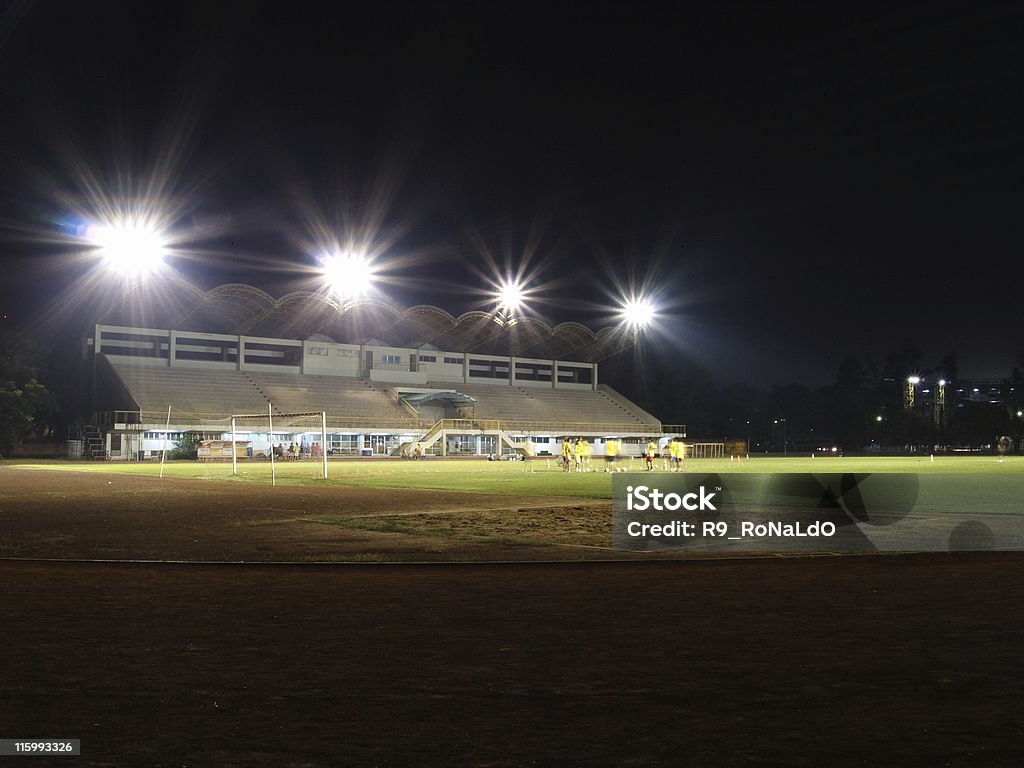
[575,438,587,472]
[605,437,618,472]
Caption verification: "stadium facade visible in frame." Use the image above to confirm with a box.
[83,284,683,460]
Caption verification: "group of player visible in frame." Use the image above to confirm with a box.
[645,437,687,471]
[560,436,597,472]
[558,436,687,473]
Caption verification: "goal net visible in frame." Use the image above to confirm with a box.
[230,409,329,484]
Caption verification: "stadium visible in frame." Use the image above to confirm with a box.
[5,7,1024,766]
[83,282,689,464]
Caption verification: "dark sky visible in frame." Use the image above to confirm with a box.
[1,1,1022,384]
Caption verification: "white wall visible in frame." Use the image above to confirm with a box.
[370,368,428,385]
[302,340,361,376]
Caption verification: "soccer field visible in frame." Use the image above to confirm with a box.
[14,454,1024,499]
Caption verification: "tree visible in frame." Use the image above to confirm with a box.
[0,329,53,457]
[835,355,868,388]
[948,403,1010,448]
[171,431,201,460]
[882,344,924,380]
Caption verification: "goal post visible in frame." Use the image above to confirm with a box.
[229,408,329,484]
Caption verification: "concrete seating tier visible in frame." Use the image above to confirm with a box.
[425,382,660,432]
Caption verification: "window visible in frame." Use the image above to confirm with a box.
[444,357,461,365]
[308,347,329,356]
[382,354,401,365]
[419,355,436,363]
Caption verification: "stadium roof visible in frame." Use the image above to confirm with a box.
[105,283,638,363]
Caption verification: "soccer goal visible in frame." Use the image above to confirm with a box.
[686,442,726,459]
[230,406,329,485]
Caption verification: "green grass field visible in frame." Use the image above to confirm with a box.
[13,454,1024,499]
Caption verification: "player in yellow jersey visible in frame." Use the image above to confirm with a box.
[574,438,587,472]
[604,437,619,472]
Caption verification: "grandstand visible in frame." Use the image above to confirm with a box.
[84,285,682,459]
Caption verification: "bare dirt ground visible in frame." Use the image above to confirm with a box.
[2,467,1023,766]
[0,466,616,562]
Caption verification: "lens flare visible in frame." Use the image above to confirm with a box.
[321,251,376,299]
[87,220,167,277]
[495,278,526,314]
[619,295,656,330]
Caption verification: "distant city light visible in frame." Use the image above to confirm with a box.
[87,220,166,277]
[619,296,656,330]
[321,252,375,299]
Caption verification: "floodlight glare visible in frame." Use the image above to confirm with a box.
[321,252,375,299]
[620,296,656,330]
[907,376,921,385]
[495,279,525,313]
[938,379,946,386]
[88,221,166,277]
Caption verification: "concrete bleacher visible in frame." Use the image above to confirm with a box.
[108,362,420,429]
[425,382,660,433]
[245,371,418,428]
[106,358,657,434]
[110,362,270,417]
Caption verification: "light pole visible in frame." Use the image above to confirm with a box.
[774,418,787,456]
[934,379,946,429]
[905,376,920,410]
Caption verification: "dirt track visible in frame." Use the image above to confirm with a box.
[4,557,1024,766]
[2,467,1023,766]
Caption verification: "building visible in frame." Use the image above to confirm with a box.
[83,284,682,460]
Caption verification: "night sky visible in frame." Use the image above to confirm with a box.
[1,1,1021,384]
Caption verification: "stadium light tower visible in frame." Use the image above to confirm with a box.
[491,277,528,326]
[619,295,656,332]
[87,219,167,279]
[320,251,376,301]
[496,278,525,314]
[904,375,921,410]
[934,378,947,428]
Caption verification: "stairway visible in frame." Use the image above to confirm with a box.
[83,425,108,460]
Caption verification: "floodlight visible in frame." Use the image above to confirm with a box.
[620,296,656,330]
[495,279,525,313]
[1018,411,1023,418]
[876,416,883,422]
[907,376,921,385]
[88,221,166,277]
[938,379,946,386]
[321,252,375,299]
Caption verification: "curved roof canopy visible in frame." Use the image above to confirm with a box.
[107,283,637,362]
